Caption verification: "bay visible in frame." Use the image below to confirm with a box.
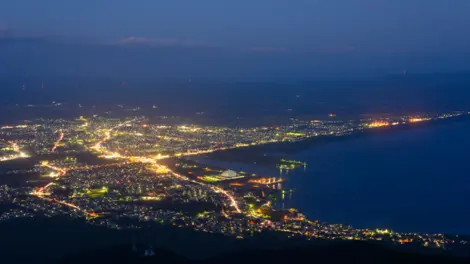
[199,121,470,235]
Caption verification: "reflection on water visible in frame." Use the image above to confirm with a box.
[284,121,470,234]
[197,121,470,235]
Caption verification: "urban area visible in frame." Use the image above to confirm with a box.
[0,109,468,252]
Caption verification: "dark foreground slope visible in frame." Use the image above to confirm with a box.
[1,217,469,264]
[57,242,470,264]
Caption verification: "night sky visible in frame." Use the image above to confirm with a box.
[1,1,470,78]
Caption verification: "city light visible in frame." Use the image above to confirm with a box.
[409,118,426,123]
[51,131,64,152]
[0,111,466,250]
[367,121,389,128]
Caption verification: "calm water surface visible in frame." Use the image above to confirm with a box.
[201,121,470,234]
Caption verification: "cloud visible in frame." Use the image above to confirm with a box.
[116,36,220,48]
[118,37,177,45]
[248,47,287,53]
[309,46,355,54]
[0,23,46,40]
[0,22,7,31]
[0,22,13,38]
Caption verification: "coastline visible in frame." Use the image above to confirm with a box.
[201,114,470,165]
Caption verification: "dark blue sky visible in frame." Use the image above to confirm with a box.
[1,0,470,78]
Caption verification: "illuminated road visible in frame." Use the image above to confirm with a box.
[92,120,134,152]
[9,112,469,247]
[34,194,97,217]
[41,162,67,176]
[0,141,30,162]
[129,156,242,214]
[171,141,278,159]
[33,119,242,215]
[32,121,134,209]
[210,185,241,213]
[33,166,97,217]
[33,182,54,195]
[34,161,127,195]
[90,120,242,214]
[33,162,67,195]
[159,164,241,213]
[68,162,131,171]
[51,131,64,152]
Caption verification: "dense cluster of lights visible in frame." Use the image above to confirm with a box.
[367,121,390,128]
[0,141,30,162]
[0,110,467,252]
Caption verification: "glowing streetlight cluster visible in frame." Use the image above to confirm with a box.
[0,110,468,251]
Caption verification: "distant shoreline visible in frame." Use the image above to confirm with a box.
[201,114,470,165]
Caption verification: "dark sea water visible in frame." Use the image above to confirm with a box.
[200,121,470,235]
[283,120,470,235]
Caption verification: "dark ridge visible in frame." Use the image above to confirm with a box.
[55,242,470,264]
[207,242,470,264]
[55,245,189,264]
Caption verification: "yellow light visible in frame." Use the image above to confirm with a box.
[409,118,425,123]
[368,121,389,128]
[48,172,59,178]
[103,152,122,159]
[375,228,391,234]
